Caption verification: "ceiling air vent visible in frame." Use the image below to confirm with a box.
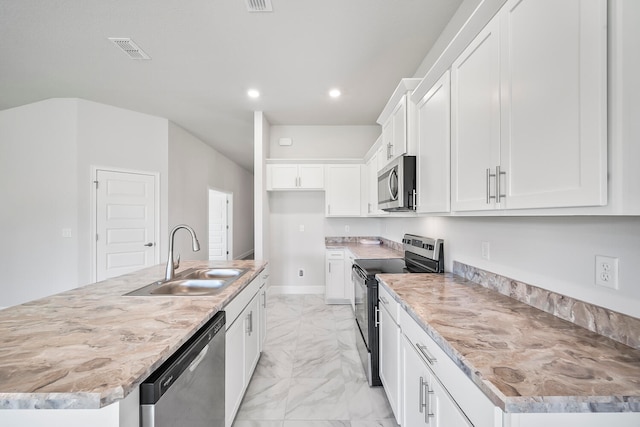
[245,0,273,12]
[108,38,151,60]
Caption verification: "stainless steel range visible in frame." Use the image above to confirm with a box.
[352,234,444,386]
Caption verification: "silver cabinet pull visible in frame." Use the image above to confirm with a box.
[419,376,427,414]
[246,311,253,335]
[486,168,496,204]
[143,242,154,247]
[262,291,266,308]
[496,165,506,203]
[416,343,437,365]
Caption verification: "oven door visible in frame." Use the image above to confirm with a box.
[353,264,369,348]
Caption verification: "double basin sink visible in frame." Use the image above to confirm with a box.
[127,267,248,296]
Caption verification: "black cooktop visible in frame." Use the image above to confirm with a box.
[354,258,418,276]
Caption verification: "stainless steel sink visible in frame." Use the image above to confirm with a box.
[126,267,248,296]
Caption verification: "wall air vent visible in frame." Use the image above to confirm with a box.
[245,0,273,12]
[108,38,151,60]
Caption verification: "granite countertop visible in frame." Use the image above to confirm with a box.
[377,273,640,413]
[0,260,267,410]
[325,241,403,259]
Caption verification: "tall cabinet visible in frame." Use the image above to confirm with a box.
[451,0,607,211]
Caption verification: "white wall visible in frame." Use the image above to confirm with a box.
[0,98,171,306]
[254,112,271,261]
[266,125,381,290]
[0,99,79,307]
[270,125,378,159]
[76,99,169,284]
[269,191,380,291]
[380,216,640,319]
[168,122,254,261]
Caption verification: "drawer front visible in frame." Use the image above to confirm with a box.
[326,250,345,260]
[378,284,399,325]
[400,308,499,427]
[225,273,264,330]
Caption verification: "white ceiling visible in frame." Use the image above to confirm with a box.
[0,0,462,171]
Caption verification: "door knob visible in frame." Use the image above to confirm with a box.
[144,242,154,247]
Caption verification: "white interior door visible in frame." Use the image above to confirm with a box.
[208,189,230,260]
[95,170,157,281]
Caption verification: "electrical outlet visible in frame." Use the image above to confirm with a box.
[345,225,350,232]
[481,241,490,260]
[298,269,304,277]
[62,228,72,238]
[595,255,619,289]
[299,225,305,232]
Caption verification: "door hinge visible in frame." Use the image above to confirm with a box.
[93,180,99,189]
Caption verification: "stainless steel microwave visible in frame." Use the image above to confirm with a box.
[377,156,416,211]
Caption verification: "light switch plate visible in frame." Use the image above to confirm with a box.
[481,241,490,260]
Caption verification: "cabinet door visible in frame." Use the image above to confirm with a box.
[499,0,607,209]
[298,164,325,189]
[245,294,261,379]
[269,164,298,190]
[381,118,394,168]
[325,256,345,302]
[345,252,355,310]
[402,334,433,427]
[258,283,267,352]
[225,315,245,427]
[379,304,401,423]
[402,335,472,427]
[326,164,361,217]
[390,95,407,161]
[451,16,501,211]
[416,71,451,213]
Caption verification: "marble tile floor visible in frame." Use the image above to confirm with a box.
[233,294,399,427]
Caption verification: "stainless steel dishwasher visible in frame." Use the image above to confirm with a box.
[140,311,225,427]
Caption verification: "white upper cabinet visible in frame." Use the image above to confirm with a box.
[325,164,362,217]
[451,15,502,212]
[377,79,421,170]
[451,0,607,212]
[416,70,451,214]
[267,164,324,191]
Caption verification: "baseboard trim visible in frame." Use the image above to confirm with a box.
[269,285,324,295]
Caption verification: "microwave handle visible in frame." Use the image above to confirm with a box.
[388,168,398,201]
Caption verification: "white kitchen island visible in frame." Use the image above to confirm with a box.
[0,260,267,427]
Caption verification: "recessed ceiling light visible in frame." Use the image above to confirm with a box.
[248,89,260,99]
[329,89,341,98]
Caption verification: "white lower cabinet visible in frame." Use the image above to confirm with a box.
[225,274,265,427]
[258,267,269,352]
[399,298,500,427]
[402,333,471,427]
[325,249,348,304]
[378,287,401,423]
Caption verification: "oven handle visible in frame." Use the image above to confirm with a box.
[352,264,368,282]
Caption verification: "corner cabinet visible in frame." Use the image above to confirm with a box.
[451,0,607,212]
[225,272,267,427]
[266,164,324,190]
[325,164,362,217]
